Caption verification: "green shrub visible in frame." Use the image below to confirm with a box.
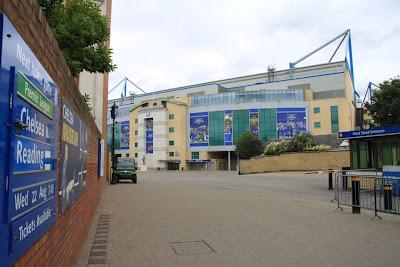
[264,132,327,155]
[303,144,331,151]
[236,132,264,159]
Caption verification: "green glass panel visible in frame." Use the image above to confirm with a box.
[209,111,224,146]
[351,142,358,169]
[313,107,320,114]
[330,106,339,133]
[314,121,321,128]
[383,141,393,165]
[192,152,199,159]
[359,142,368,169]
[259,109,276,143]
[169,140,174,146]
[233,110,250,141]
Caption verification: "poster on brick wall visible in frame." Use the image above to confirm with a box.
[276,108,307,138]
[60,100,88,213]
[190,112,209,146]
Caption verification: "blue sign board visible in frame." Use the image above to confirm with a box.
[190,112,209,147]
[382,165,400,196]
[276,108,307,138]
[0,14,59,265]
[338,126,400,140]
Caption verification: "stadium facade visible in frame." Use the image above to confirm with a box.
[108,59,357,171]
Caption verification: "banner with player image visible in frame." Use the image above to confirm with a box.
[249,109,259,135]
[120,121,130,149]
[60,100,88,213]
[190,112,209,146]
[224,110,233,145]
[276,108,307,138]
[145,118,153,154]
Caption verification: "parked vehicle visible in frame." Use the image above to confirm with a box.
[115,158,137,183]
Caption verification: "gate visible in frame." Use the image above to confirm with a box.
[334,170,400,218]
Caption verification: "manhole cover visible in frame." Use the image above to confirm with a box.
[170,240,215,255]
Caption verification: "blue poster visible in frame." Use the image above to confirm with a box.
[190,112,209,147]
[249,109,259,136]
[120,121,130,149]
[60,101,88,213]
[1,14,59,265]
[145,118,153,154]
[276,108,307,138]
[224,110,233,146]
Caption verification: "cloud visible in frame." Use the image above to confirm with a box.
[108,0,400,100]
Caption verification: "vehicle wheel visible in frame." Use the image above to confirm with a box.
[132,176,137,184]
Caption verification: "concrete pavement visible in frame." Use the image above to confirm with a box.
[76,171,400,267]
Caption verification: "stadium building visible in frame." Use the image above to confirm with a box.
[108,30,359,171]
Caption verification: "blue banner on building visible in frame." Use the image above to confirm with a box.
[60,100,88,213]
[276,108,307,138]
[120,121,130,149]
[224,110,233,146]
[190,112,209,147]
[146,118,154,154]
[250,109,259,136]
[0,14,59,265]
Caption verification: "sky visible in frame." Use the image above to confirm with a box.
[108,0,400,100]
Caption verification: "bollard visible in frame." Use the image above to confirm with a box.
[383,180,393,210]
[351,176,361,214]
[328,172,333,190]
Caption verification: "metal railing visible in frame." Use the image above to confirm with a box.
[334,170,400,218]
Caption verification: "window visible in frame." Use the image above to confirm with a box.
[169,114,175,120]
[169,152,174,157]
[135,118,138,123]
[169,140,174,146]
[330,106,339,133]
[313,107,320,114]
[135,142,138,147]
[192,152,199,159]
[135,153,138,158]
[135,130,138,136]
[153,102,157,106]
[169,127,174,133]
[314,122,321,128]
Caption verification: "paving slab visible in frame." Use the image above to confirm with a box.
[76,171,400,267]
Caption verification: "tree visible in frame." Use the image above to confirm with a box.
[39,0,116,76]
[365,77,400,126]
[235,132,263,159]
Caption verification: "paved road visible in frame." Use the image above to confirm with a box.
[77,171,400,267]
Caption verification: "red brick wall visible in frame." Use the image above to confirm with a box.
[0,0,109,266]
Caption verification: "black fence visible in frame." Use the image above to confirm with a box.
[334,170,400,217]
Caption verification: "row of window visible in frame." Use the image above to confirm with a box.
[191,89,304,107]
[132,114,175,124]
[312,106,339,133]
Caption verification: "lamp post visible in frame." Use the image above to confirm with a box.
[110,102,118,184]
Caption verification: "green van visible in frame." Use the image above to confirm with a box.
[115,158,137,183]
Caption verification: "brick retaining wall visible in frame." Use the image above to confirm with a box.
[0,0,110,266]
[240,150,350,174]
